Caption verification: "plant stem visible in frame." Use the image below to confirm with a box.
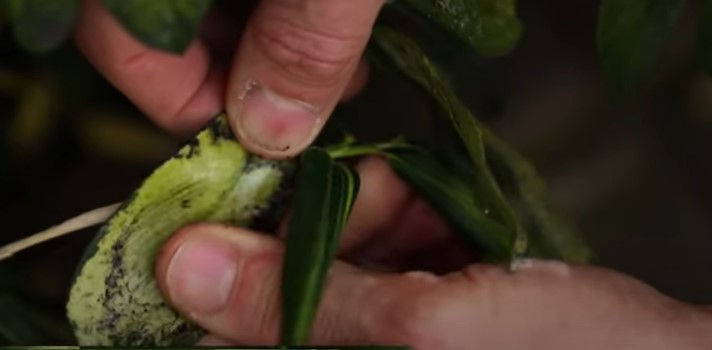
[0,202,121,261]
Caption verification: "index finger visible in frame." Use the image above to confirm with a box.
[74,0,224,135]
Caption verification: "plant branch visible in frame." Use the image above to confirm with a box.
[0,202,121,261]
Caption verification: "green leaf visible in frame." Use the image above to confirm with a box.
[280,148,360,346]
[4,0,79,53]
[67,114,295,346]
[394,0,522,56]
[386,149,511,260]
[101,0,213,54]
[325,135,419,159]
[597,0,685,93]
[325,137,512,259]
[370,26,591,263]
[483,138,590,262]
[324,163,360,259]
[371,26,526,260]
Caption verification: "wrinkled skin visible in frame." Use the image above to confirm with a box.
[73,1,712,349]
[153,156,712,350]
[74,0,378,158]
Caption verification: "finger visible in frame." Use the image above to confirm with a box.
[74,0,223,135]
[160,228,712,350]
[400,236,480,274]
[196,334,233,346]
[344,196,468,273]
[275,156,455,264]
[338,157,466,271]
[337,156,414,251]
[341,58,370,101]
[155,224,450,346]
[225,0,385,158]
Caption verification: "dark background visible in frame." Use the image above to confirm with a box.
[1,0,711,344]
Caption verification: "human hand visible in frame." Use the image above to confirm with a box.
[153,156,712,350]
[74,0,382,158]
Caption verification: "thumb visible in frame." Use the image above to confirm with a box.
[225,0,384,158]
[155,224,440,346]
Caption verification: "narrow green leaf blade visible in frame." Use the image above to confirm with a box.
[280,148,359,345]
[5,0,79,53]
[394,0,522,56]
[370,27,590,263]
[371,26,526,259]
[323,163,360,260]
[597,0,685,93]
[324,137,511,259]
[386,150,511,260]
[101,0,213,54]
[484,139,590,262]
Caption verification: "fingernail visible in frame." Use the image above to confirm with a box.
[166,239,240,316]
[233,81,320,154]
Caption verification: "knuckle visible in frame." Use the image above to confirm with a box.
[375,287,441,348]
[458,264,507,283]
[253,14,365,86]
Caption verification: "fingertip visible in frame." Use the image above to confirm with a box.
[341,59,370,102]
[224,0,383,159]
[227,59,369,159]
[153,224,233,312]
[166,64,228,136]
[155,223,285,343]
[227,79,325,159]
[74,0,221,135]
[157,222,444,347]
[154,224,282,315]
[154,227,188,293]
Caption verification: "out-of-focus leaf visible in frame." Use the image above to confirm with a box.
[4,0,79,53]
[101,0,213,54]
[393,0,522,56]
[597,0,685,93]
[0,293,73,345]
[7,75,58,157]
[281,148,359,346]
[0,294,49,345]
[484,138,590,261]
[75,109,177,164]
[371,26,591,263]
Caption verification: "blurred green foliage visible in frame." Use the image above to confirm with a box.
[3,0,79,53]
[597,0,685,93]
[102,0,213,53]
[0,13,178,345]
